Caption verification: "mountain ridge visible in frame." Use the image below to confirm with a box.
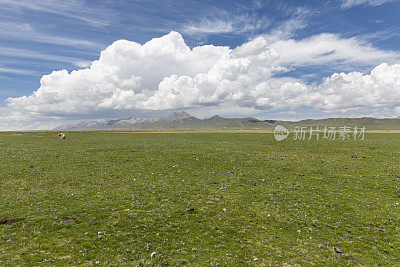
[54,112,400,131]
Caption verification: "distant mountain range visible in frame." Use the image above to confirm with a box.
[54,112,400,131]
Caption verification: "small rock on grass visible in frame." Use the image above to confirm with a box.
[333,247,342,254]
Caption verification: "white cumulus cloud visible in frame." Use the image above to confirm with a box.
[4,31,400,127]
[315,63,400,111]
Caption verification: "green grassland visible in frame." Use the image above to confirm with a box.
[1,132,399,265]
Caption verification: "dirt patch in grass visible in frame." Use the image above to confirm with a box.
[0,218,24,225]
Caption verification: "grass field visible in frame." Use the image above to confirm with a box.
[1,132,399,265]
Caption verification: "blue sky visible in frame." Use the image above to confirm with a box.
[0,0,400,130]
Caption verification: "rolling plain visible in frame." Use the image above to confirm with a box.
[1,131,399,265]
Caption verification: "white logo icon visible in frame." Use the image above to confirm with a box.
[274,125,289,141]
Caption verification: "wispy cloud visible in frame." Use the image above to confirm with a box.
[181,13,270,35]
[262,7,314,42]
[263,16,306,42]
[361,28,400,43]
[182,5,314,39]
[339,0,396,9]
[268,33,400,68]
[0,22,104,49]
[0,0,111,27]
[0,45,88,66]
[0,66,40,76]
[229,0,264,11]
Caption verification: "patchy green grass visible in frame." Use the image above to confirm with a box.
[0,132,399,265]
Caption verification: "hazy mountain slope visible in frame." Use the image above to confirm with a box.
[280,118,400,130]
